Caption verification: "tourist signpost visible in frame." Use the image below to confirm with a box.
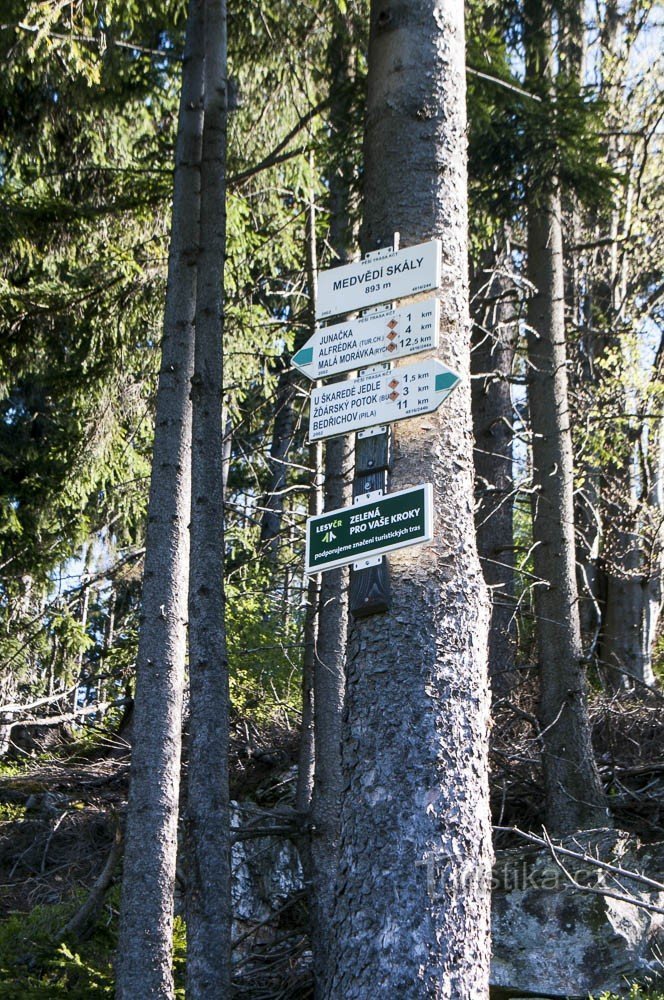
[308,358,460,442]
[292,298,439,380]
[302,236,457,583]
[315,239,441,320]
[305,484,433,574]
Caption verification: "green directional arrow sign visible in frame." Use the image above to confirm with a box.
[308,358,461,441]
[305,484,433,574]
[292,299,440,380]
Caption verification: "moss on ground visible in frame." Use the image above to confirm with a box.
[0,892,186,998]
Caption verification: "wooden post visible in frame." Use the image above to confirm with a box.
[349,233,399,619]
[349,426,391,617]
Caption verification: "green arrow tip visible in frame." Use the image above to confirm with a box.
[435,371,460,393]
[293,347,314,367]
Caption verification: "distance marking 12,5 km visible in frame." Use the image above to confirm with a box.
[315,239,441,320]
[305,484,433,574]
[308,358,461,442]
[292,298,440,380]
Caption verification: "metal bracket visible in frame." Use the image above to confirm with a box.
[363,232,400,264]
[358,362,391,377]
[353,554,384,571]
[357,424,388,440]
[354,489,384,505]
[363,247,394,263]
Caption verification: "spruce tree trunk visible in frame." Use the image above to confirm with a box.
[259,363,297,562]
[310,433,352,992]
[524,0,608,836]
[326,2,492,996]
[296,447,320,814]
[600,450,658,689]
[470,245,517,699]
[308,16,357,994]
[185,0,231,994]
[116,2,203,995]
[296,186,322,817]
[526,190,608,833]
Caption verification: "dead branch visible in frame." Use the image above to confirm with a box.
[494,825,664,915]
[0,687,77,717]
[56,818,123,942]
[7,698,128,732]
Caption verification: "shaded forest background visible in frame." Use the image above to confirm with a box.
[0,0,662,995]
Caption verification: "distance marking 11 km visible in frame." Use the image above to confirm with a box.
[308,358,461,442]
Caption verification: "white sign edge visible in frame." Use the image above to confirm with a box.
[314,238,442,321]
[304,483,434,575]
[306,357,462,444]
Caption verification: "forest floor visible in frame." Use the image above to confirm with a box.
[0,685,661,998]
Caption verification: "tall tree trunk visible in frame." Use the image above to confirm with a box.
[327,2,493,996]
[642,384,664,688]
[259,362,298,562]
[73,575,89,719]
[185,0,231,994]
[116,1,203,995]
[296,439,320,815]
[471,243,517,698]
[594,2,659,691]
[296,178,322,816]
[308,15,357,995]
[524,0,609,835]
[310,433,352,992]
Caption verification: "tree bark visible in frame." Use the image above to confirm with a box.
[470,244,517,698]
[296,181,322,817]
[310,433,353,992]
[326,2,493,996]
[116,2,203,996]
[308,17,357,995]
[185,0,232,995]
[259,362,298,562]
[524,0,609,836]
[592,3,659,691]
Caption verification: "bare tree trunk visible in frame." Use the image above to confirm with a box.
[98,586,115,720]
[326,2,493,996]
[72,576,89,721]
[259,364,298,563]
[470,243,517,698]
[310,434,352,992]
[116,1,203,995]
[296,441,320,815]
[185,0,231,994]
[296,180,322,816]
[308,16,357,994]
[524,0,609,836]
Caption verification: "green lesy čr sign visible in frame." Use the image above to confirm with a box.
[305,484,433,574]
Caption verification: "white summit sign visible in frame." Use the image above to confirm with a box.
[315,239,441,320]
[308,357,461,442]
[293,298,440,380]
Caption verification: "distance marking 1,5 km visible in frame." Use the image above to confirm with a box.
[308,358,461,442]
